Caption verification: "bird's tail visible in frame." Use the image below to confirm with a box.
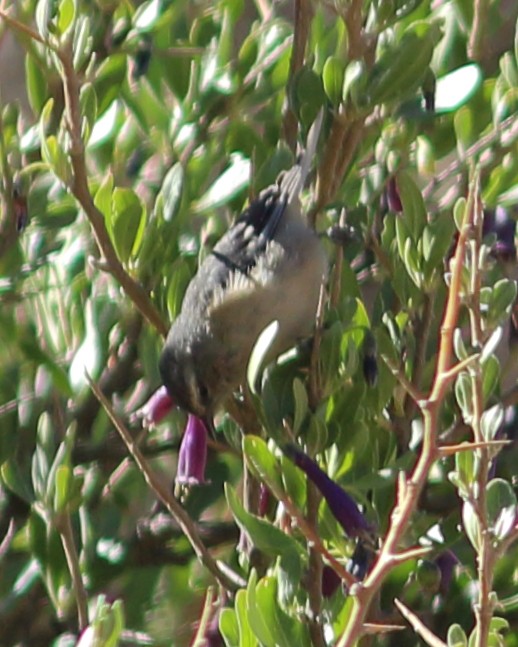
[282,109,324,202]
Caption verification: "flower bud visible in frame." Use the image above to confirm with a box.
[386,176,403,213]
[321,565,341,598]
[134,386,174,427]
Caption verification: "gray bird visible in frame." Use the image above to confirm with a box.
[159,113,327,419]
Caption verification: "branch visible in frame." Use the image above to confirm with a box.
[394,599,447,647]
[282,0,313,151]
[87,375,245,592]
[56,44,167,336]
[423,114,518,201]
[336,172,479,647]
[55,513,89,630]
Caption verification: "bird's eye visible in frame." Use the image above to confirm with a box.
[198,382,209,404]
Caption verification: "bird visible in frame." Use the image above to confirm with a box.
[159,112,327,420]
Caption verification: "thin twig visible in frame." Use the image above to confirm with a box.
[381,356,424,404]
[394,599,447,647]
[0,8,46,44]
[87,375,244,592]
[280,493,356,588]
[55,513,89,630]
[438,439,510,457]
[423,114,518,200]
[282,0,313,151]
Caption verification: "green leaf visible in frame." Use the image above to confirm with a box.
[322,56,345,106]
[111,188,145,264]
[342,59,367,108]
[225,485,301,570]
[41,135,71,184]
[481,405,504,442]
[25,54,49,114]
[292,378,308,436]
[249,575,309,647]
[292,66,326,126]
[396,169,427,239]
[435,64,482,113]
[54,464,71,513]
[219,608,240,647]
[94,54,127,115]
[160,163,184,222]
[453,197,467,230]
[451,444,478,499]
[490,279,517,322]
[462,500,480,551]
[243,437,283,496]
[195,153,250,212]
[246,572,277,647]
[88,100,122,148]
[1,461,35,503]
[73,15,92,70]
[134,0,163,31]
[79,83,98,143]
[367,20,441,105]
[36,0,53,39]
[486,478,517,540]
[57,0,75,35]
[455,372,473,423]
[235,589,257,647]
[280,455,306,510]
[481,355,500,403]
[166,260,192,319]
[94,172,114,226]
[448,623,468,647]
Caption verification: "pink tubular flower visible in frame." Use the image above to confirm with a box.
[176,414,208,485]
[134,386,174,427]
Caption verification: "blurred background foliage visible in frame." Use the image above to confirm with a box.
[0,0,518,645]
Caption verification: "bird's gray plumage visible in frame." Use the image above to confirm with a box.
[160,113,327,417]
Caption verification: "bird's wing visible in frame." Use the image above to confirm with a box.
[207,108,324,277]
[181,110,324,314]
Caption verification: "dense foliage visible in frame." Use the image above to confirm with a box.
[1,0,518,645]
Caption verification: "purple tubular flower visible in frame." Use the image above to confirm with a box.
[135,386,174,427]
[258,482,272,518]
[283,445,372,537]
[176,414,208,485]
[386,176,403,213]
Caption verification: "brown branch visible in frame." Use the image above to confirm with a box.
[404,292,434,421]
[336,172,480,647]
[394,599,447,647]
[467,0,489,61]
[423,114,518,201]
[87,375,245,592]
[56,44,167,336]
[282,0,313,151]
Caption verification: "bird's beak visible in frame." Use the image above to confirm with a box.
[203,415,216,437]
